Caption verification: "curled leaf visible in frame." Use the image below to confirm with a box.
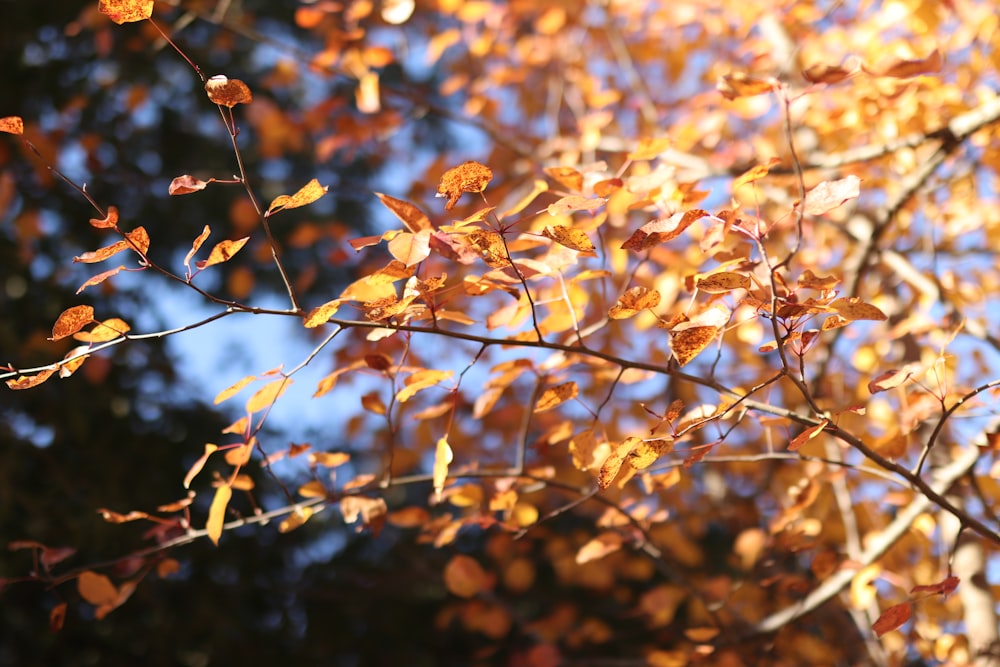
[89,206,119,229]
[205,75,253,108]
[267,178,328,215]
[169,175,211,195]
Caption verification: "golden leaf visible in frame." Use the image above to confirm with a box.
[830,297,887,321]
[396,369,453,402]
[50,305,94,341]
[621,209,708,251]
[98,0,153,24]
[206,485,232,546]
[433,437,453,499]
[717,72,774,99]
[387,229,432,266]
[608,286,661,319]
[544,166,583,191]
[195,236,249,270]
[278,506,314,533]
[546,195,606,216]
[214,375,255,405]
[73,318,130,343]
[0,116,24,135]
[205,75,253,108]
[375,192,432,232]
[788,420,828,451]
[670,326,718,366]
[696,272,750,294]
[542,225,596,255]
[6,370,56,390]
[437,161,493,210]
[183,444,218,489]
[628,438,673,469]
[267,178,328,214]
[245,378,291,414]
[575,533,623,564]
[303,299,343,328]
[598,437,640,490]
[534,381,578,412]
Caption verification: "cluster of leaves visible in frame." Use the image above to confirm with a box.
[5,0,1000,665]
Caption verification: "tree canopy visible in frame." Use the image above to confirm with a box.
[4,1,1000,666]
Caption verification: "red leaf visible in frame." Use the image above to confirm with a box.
[911,575,959,596]
[872,602,912,637]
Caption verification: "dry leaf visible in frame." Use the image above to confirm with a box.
[546,195,606,216]
[50,305,95,340]
[696,272,750,294]
[205,75,253,108]
[608,286,661,319]
[830,297,887,321]
[267,178,328,215]
[788,420,828,451]
[195,237,249,270]
[542,225,596,255]
[803,176,861,215]
[534,382,578,412]
[872,603,912,637]
[98,0,153,24]
[544,166,583,191]
[670,326,718,366]
[437,161,493,210]
[433,437,453,499]
[375,192,432,232]
[0,116,24,135]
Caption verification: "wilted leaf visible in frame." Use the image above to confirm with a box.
[575,533,623,564]
[444,554,487,598]
[542,225,596,255]
[50,305,95,341]
[0,116,24,135]
[873,603,912,637]
[803,176,861,215]
[911,575,959,596]
[6,370,56,390]
[534,382,578,412]
[205,75,253,107]
[98,0,153,24]
[437,161,493,210]
[608,286,661,319]
[89,206,119,229]
[206,485,232,546]
[195,237,249,270]
[77,265,126,294]
[546,195,606,216]
[670,326,718,366]
[831,298,887,321]
[168,175,212,195]
[375,192,432,232]
[78,571,118,606]
[267,179,328,215]
[696,272,750,294]
[788,420,828,451]
[868,368,914,394]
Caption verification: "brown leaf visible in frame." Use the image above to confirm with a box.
[534,382,578,412]
[802,63,854,84]
[6,370,56,390]
[375,192,432,232]
[205,75,253,108]
[717,72,774,99]
[437,161,493,210]
[696,272,750,294]
[77,265,126,294]
[78,571,118,606]
[628,438,673,469]
[869,49,942,78]
[168,175,211,195]
[788,420,828,451]
[542,225,596,255]
[214,375,255,405]
[608,286,661,319]
[267,178,328,215]
[443,554,487,598]
[621,209,708,251]
[51,305,95,341]
[0,116,24,135]
[911,575,959,596]
[803,176,861,215]
[872,602,912,637]
[98,0,153,24]
[206,485,232,546]
[195,237,249,270]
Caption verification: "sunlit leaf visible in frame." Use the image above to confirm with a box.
[340,496,387,527]
[798,269,840,290]
[168,175,211,195]
[868,49,942,78]
[437,161,493,210]
[433,437,453,499]
[670,326,718,366]
[546,195,606,216]
[224,443,252,466]
[382,0,415,24]
[608,286,661,319]
[696,272,750,294]
[733,158,782,191]
[803,176,861,215]
[298,481,327,498]
[542,225,596,255]
[98,0,153,24]
[576,533,623,564]
[278,507,314,533]
[544,166,583,192]
[214,375,255,405]
[717,72,774,99]
[830,297,887,321]
[50,305,94,341]
[598,438,639,490]
[184,443,218,488]
[309,451,351,467]
[0,116,24,135]
[628,137,671,161]
[245,378,291,414]
[77,265,126,294]
[375,192,432,232]
[206,485,232,546]
[534,382,578,413]
[303,299,343,328]
[628,438,673,469]
[788,420,828,451]
[89,206,119,229]
[802,63,854,84]
[868,368,914,394]
[205,75,253,108]
[387,229,432,266]
[267,178,328,215]
[97,509,149,523]
[73,318,130,343]
[621,209,708,251]
[6,370,56,390]
[195,236,249,270]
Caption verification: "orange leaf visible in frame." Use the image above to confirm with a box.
[598,438,639,489]
[802,63,854,84]
[206,485,232,545]
[798,269,840,290]
[433,437,453,499]
[195,236,249,270]
[76,265,126,294]
[205,75,253,107]
[168,175,212,195]
[74,239,129,263]
[0,116,24,135]
[309,451,351,467]
[437,161,493,210]
[788,420,828,451]
[6,370,56,390]
[608,286,661,319]
[544,166,583,191]
[361,391,387,415]
[267,178,328,215]
[50,305,95,341]
[50,602,67,632]
[696,272,750,294]
[303,299,343,328]
[870,49,942,79]
[717,72,774,99]
[124,226,150,255]
[534,382,578,413]
[214,375,255,404]
[224,443,252,466]
[541,225,596,255]
[621,209,708,251]
[98,0,153,24]
[546,195,606,216]
[443,554,487,598]
[73,318,130,343]
[279,507,315,533]
[245,378,291,414]
[868,368,914,394]
[375,192,432,232]
[298,481,327,498]
[183,443,218,488]
[911,575,960,596]
[733,158,782,191]
[78,571,118,606]
[397,369,453,403]
[830,297,887,321]
[89,206,119,229]
[803,176,861,215]
[628,137,671,161]
[183,225,212,273]
[873,602,912,637]
[670,326,718,366]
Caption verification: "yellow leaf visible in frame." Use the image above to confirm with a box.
[534,381,578,412]
[267,178,328,214]
[575,533,623,564]
[195,236,249,270]
[206,485,232,546]
[183,443,218,488]
[546,195,606,216]
[278,506,314,533]
[361,391,387,414]
[0,116,24,135]
[214,375,256,405]
[433,437,453,499]
[544,166,584,191]
[628,137,671,161]
[670,326,718,366]
[73,318,130,343]
[628,438,673,469]
[6,370,56,390]
[375,192,432,232]
[298,480,327,498]
[437,161,493,210]
[608,286,661,319]
[831,298,887,321]
[303,299,342,328]
[78,571,118,606]
[598,437,640,489]
[309,451,351,467]
[696,272,750,294]
[733,158,782,191]
[542,225,596,255]
[245,378,291,414]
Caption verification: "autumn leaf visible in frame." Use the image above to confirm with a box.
[628,137,671,161]
[73,318,131,343]
[206,484,232,546]
[696,272,750,294]
[443,554,487,598]
[183,443,218,489]
[872,602,912,637]
[6,370,56,390]
[297,481,327,498]
[50,305,95,341]
[542,225,596,255]
[544,166,583,191]
[911,576,959,596]
[788,420,828,451]
[621,210,708,251]
[868,49,942,79]
[534,382,578,413]
[375,192,433,232]
[0,116,24,135]
[267,179,328,215]
[340,496,387,528]
[169,175,212,195]
[205,75,253,108]
[437,161,493,210]
[608,286,661,319]
[868,368,914,394]
[77,265,126,294]
[278,506,314,533]
[310,451,351,467]
[717,72,774,99]
[546,195,606,216]
[396,369,453,402]
[733,158,782,191]
[670,326,718,366]
[598,437,640,490]
[387,229,432,266]
[432,437,453,499]
[89,206,119,229]
[245,378,291,414]
[303,299,343,328]
[803,176,861,215]
[78,571,118,606]
[802,63,854,84]
[98,0,153,24]
[830,297,887,321]
[575,533,623,564]
[195,237,249,270]
[798,269,840,290]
